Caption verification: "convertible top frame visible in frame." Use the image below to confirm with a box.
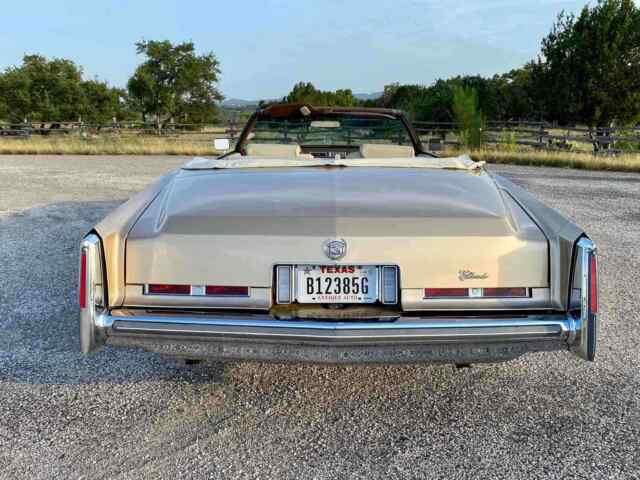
[233,103,435,157]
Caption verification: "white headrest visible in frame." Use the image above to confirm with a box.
[245,143,301,158]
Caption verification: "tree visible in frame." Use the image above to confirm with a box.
[0,55,87,122]
[284,82,357,106]
[0,55,131,123]
[366,82,445,120]
[80,81,133,123]
[417,81,449,121]
[532,0,640,126]
[0,91,7,121]
[371,76,529,123]
[127,40,223,125]
[382,84,430,119]
[452,85,485,149]
[492,66,541,121]
[375,83,401,108]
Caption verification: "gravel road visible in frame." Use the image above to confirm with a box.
[1,155,639,479]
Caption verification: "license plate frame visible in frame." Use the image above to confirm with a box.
[294,265,379,304]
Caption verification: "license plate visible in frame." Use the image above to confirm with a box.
[295,265,379,303]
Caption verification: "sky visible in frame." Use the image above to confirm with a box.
[0,0,595,100]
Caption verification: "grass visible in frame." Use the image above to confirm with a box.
[465,149,640,173]
[0,136,221,156]
[2,136,640,173]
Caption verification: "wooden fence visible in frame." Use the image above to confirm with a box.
[2,119,639,154]
[0,120,243,143]
[413,121,640,154]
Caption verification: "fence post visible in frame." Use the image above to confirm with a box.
[229,113,237,142]
[589,127,597,154]
[538,124,545,146]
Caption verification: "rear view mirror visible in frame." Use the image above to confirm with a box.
[214,138,230,151]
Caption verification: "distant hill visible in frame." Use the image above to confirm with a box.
[221,98,260,109]
[354,92,383,101]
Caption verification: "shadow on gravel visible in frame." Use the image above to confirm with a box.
[0,200,227,386]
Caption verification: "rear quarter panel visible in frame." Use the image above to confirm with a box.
[492,174,585,310]
[93,170,178,307]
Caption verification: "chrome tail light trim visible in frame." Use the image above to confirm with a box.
[79,234,107,354]
[571,237,598,361]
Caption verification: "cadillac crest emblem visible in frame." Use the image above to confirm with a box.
[323,239,347,260]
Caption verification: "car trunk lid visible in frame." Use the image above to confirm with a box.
[125,166,548,293]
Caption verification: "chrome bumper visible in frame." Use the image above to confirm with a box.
[81,309,593,364]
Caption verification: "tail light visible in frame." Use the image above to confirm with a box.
[425,288,469,298]
[483,288,527,298]
[148,284,190,295]
[589,253,598,314]
[79,250,88,308]
[205,285,249,297]
[145,284,249,297]
[424,287,528,298]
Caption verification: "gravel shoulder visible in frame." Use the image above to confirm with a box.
[0,156,639,479]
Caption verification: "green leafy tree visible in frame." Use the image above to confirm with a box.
[0,55,87,122]
[451,76,501,120]
[80,81,133,123]
[452,85,485,149]
[284,82,357,106]
[0,55,131,123]
[532,0,640,126]
[414,80,454,122]
[383,84,431,119]
[376,83,401,108]
[127,40,223,125]
[372,75,536,123]
[493,66,541,120]
[0,92,7,121]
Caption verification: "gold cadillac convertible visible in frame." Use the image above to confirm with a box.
[79,104,598,365]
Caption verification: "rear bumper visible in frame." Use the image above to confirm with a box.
[82,309,591,364]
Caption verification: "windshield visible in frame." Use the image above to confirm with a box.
[246,114,414,147]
